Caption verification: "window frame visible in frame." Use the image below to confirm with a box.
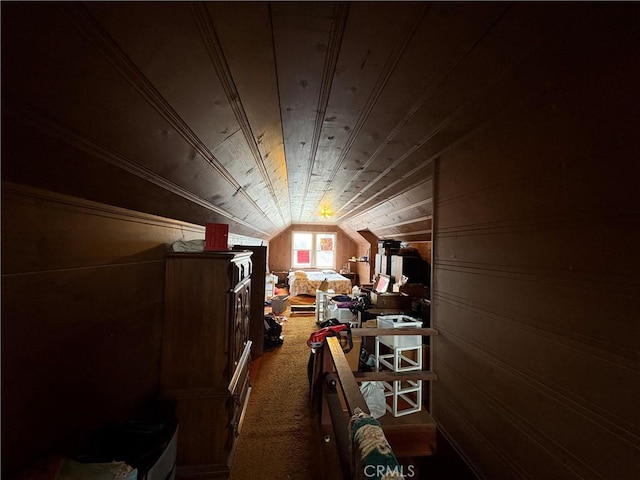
[291,231,337,270]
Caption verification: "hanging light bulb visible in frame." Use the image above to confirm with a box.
[320,206,332,219]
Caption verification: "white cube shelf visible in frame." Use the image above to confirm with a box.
[374,316,424,417]
[375,338,423,372]
[382,380,422,417]
[377,348,422,372]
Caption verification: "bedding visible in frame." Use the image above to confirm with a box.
[288,270,352,296]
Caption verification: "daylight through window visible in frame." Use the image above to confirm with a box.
[292,232,336,269]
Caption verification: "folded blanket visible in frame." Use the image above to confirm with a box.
[336,300,359,309]
[171,239,205,252]
[349,408,403,480]
[331,295,353,303]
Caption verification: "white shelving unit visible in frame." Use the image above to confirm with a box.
[374,315,423,417]
[315,290,336,324]
[265,273,277,301]
[316,290,357,324]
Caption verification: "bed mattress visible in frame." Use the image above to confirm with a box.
[288,270,352,296]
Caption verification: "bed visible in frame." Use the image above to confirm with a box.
[288,270,352,297]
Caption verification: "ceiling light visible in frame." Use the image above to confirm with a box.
[320,206,332,219]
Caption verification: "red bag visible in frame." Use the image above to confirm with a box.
[307,324,353,352]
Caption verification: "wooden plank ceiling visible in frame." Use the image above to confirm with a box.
[2,1,581,244]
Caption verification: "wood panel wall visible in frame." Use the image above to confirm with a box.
[268,224,358,273]
[354,245,373,285]
[431,8,640,478]
[1,182,206,476]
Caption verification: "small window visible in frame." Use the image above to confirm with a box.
[292,232,336,269]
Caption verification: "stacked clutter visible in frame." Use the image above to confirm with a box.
[11,418,178,480]
[325,294,358,324]
[264,313,284,349]
[73,418,178,480]
[13,457,138,480]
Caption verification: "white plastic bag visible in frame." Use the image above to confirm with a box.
[360,381,387,419]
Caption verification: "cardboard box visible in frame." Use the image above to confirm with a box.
[371,292,412,309]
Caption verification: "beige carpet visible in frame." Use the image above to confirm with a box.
[231,296,479,480]
[230,308,333,480]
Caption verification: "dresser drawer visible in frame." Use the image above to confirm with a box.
[230,366,251,439]
[229,340,252,434]
[229,341,251,470]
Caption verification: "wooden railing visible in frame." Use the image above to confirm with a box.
[309,327,438,479]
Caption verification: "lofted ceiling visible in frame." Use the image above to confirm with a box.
[1,2,601,244]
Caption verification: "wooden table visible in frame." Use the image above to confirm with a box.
[340,271,359,286]
[271,270,289,287]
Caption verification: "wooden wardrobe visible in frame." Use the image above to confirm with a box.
[232,245,267,359]
[160,251,253,479]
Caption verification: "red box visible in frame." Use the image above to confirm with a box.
[204,223,229,251]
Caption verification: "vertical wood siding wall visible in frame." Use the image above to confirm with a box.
[431,9,640,478]
[1,182,205,476]
[268,224,358,273]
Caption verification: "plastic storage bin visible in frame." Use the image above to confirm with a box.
[271,294,289,314]
[376,315,422,347]
[325,302,356,323]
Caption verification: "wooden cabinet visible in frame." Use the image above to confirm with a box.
[340,271,359,286]
[161,251,253,479]
[232,245,267,359]
[271,270,289,287]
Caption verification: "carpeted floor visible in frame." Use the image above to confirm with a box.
[229,303,332,480]
[231,294,479,480]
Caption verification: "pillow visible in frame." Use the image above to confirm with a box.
[294,271,308,278]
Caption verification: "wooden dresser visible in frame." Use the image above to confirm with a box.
[232,245,266,359]
[160,251,253,479]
